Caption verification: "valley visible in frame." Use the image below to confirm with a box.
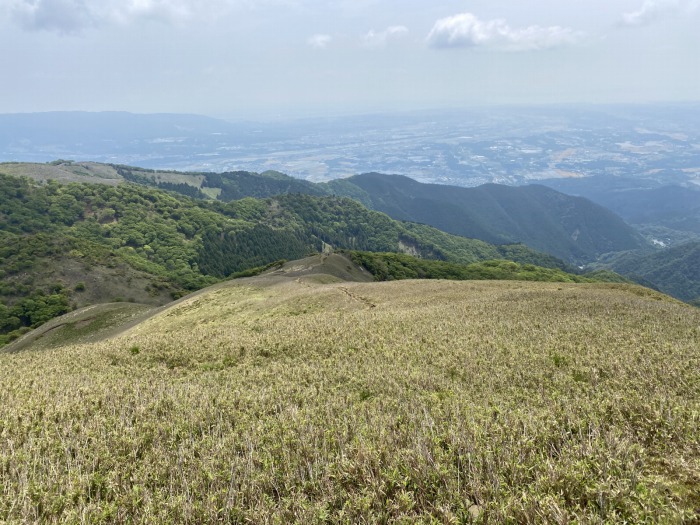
[3,106,700,189]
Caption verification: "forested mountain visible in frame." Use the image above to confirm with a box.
[201,170,325,200]
[539,176,700,245]
[1,162,647,264]
[0,171,574,346]
[601,241,700,303]
[324,173,644,263]
[5,161,698,311]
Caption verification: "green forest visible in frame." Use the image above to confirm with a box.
[1,172,589,346]
[346,251,630,284]
[603,241,700,302]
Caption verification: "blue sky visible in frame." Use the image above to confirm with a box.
[1,0,699,118]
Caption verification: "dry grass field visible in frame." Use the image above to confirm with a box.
[1,264,699,523]
[0,162,205,188]
[0,162,123,185]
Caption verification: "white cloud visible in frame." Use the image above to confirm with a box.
[5,0,219,33]
[362,25,408,47]
[621,0,699,26]
[426,12,582,52]
[307,33,332,49]
[118,0,192,23]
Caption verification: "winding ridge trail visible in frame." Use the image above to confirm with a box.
[338,286,376,308]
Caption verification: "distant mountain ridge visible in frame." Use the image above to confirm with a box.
[1,161,646,265]
[538,176,700,245]
[600,241,700,303]
[0,112,251,166]
[323,173,644,264]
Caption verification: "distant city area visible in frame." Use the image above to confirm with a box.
[208,105,700,189]
[1,104,700,188]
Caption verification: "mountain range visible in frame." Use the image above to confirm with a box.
[1,159,698,347]
[324,173,644,263]
[1,161,646,264]
[0,168,583,347]
[539,175,700,245]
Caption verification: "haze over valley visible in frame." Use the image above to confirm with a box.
[3,104,700,188]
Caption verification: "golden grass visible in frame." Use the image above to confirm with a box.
[0,162,122,184]
[1,277,698,523]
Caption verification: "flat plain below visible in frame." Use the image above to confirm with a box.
[1,268,699,523]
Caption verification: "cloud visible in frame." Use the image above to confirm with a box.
[621,0,699,26]
[5,0,215,34]
[117,0,193,24]
[426,12,582,51]
[362,25,408,47]
[307,33,332,49]
[9,0,95,33]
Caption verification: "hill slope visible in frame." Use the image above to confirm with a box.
[4,252,631,353]
[0,266,697,522]
[4,162,646,265]
[601,241,700,303]
[2,254,374,353]
[539,176,700,245]
[325,173,644,263]
[0,172,572,346]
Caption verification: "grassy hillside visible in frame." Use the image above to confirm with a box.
[0,268,698,523]
[0,252,630,353]
[0,172,572,346]
[0,161,123,184]
[0,161,324,201]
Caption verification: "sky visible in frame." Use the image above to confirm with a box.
[1,0,699,119]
